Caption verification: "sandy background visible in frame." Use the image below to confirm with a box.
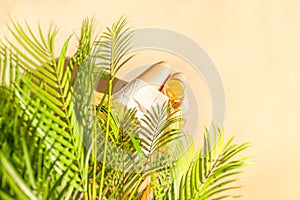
[1,0,300,199]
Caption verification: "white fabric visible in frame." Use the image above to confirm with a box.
[112,79,169,119]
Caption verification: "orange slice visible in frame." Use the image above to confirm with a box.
[165,79,184,100]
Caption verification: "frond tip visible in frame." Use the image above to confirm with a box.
[94,16,134,77]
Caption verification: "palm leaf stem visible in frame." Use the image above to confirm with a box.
[98,78,114,199]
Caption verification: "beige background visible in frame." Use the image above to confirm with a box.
[1,0,300,199]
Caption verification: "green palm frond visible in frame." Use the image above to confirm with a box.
[94,16,134,77]
[85,99,184,199]
[173,128,250,200]
[81,16,136,199]
[139,103,184,156]
[149,163,176,199]
[99,103,184,199]
[0,18,96,198]
[97,104,142,154]
[0,76,77,199]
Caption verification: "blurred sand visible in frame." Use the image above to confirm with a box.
[1,0,300,199]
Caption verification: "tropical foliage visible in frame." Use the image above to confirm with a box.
[0,17,249,199]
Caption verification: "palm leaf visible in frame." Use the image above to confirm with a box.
[0,18,96,198]
[75,16,137,199]
[0,79,79,199]
[102,103,184,199]
[173,128,250,200]
[139,103,184,156]
[94,16,134,77]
